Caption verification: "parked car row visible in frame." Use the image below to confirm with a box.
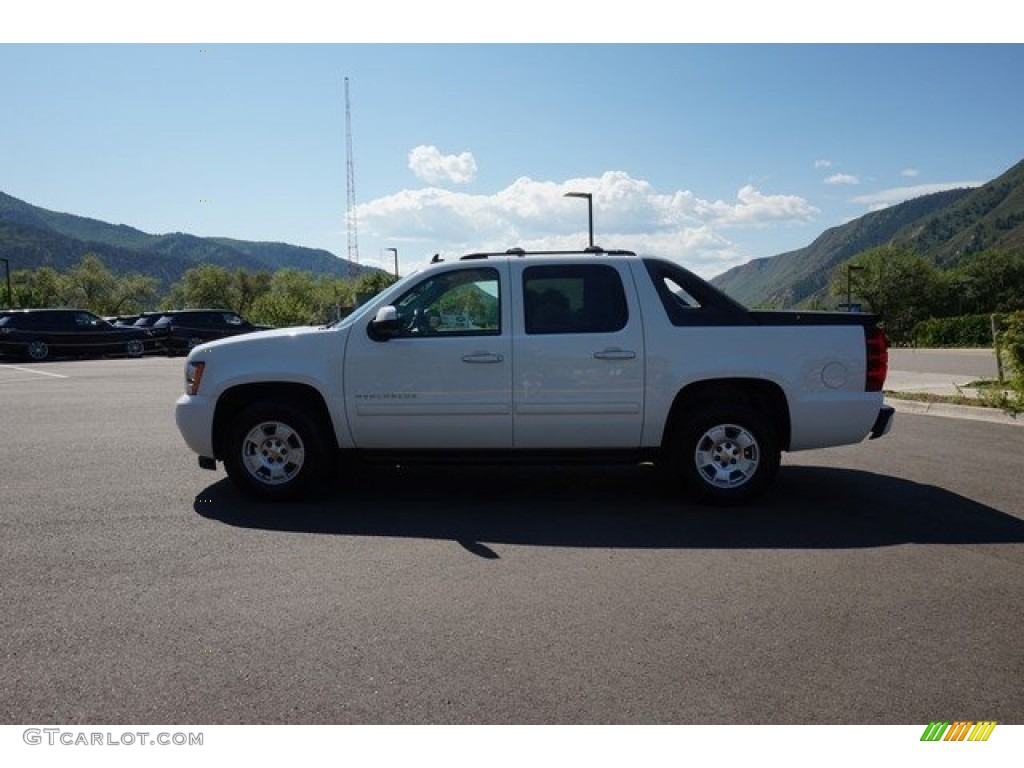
[0,308,271,362]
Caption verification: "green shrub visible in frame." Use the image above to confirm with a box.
[979,311,1024,418]
[1001,311,1024,378]
[912,314,993,347]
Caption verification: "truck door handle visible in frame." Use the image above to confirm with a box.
[593,348,636,361]
[462,352,504,364]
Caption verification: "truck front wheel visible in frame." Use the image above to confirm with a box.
[223,402,328,500]
[670,404,780,506]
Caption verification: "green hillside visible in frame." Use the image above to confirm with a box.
[0,191,377,287]
[893,158,1024,264]
[712,157,1024,307]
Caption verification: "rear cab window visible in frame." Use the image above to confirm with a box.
[523,264,628,335]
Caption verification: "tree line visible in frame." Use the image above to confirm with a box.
[827,245,1024,414]
[827,246,1024,345]
[6,247,1023,348]
[4,253,399,327]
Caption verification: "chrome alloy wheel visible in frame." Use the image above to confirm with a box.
[240,420,306,486]
[694,423,760,489]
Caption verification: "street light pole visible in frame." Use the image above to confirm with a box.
[846,264,864,312]
[0,257,10,309]
[563,192,594,248]
[386,248,398,278]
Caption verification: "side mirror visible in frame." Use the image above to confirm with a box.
[368,305,402,341]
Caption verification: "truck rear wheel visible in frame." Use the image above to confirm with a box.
[223,401,328,500]
[670,404,780,506]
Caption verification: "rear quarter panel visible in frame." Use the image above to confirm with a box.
[629,265,882,451]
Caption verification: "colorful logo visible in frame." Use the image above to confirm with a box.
[920,721,997,742]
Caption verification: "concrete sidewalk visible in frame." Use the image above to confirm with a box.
[885,395,1020,425]
[884,348,1020,426]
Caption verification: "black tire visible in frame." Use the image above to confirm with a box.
[222,401,329,500]
[27,340,49,361]
[669,403,780,506]
[126,339,145,358]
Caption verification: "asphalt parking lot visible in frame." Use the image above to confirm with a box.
[1,356,1022,724]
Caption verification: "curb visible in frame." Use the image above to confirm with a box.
[886,396,1023,426]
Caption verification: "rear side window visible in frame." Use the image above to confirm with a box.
[643,258,752,326]
[174,313,209,327]
[30,312,69,329]
[523,264,628,335]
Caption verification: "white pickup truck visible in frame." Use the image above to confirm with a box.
[175,248,893,505]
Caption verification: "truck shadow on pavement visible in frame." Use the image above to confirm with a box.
[193,463,1024,555]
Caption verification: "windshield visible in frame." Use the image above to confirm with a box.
[324,269,423,328]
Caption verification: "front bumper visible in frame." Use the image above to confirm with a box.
[869,405,895,439]
[175,394,215,458]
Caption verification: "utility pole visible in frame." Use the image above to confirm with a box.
[345,77,359,276]
[846,264,864,312]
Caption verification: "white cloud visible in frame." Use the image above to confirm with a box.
[356,171,818,277]
[851,181,982,211]
[814,159,832,169]
[901,168,920,177]
[824,173,860,185]
[691,184,819,228]
[407,145,478,185]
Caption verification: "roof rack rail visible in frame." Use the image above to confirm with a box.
[458,247,636,261]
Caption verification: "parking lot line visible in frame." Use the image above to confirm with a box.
[0,364,70,381]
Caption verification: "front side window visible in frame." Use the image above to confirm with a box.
[391,267,501,338]
[73,312,102,328]
[523,264,628,335]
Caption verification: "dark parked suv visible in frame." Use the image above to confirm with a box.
[152,309,270,355]
[0,308,160,361]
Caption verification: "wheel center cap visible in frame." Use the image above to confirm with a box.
[714,442,739,465]
[262,439,288,463]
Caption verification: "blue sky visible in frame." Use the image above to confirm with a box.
[3,7,1023,277]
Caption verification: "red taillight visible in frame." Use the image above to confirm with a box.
[865,326,888,392]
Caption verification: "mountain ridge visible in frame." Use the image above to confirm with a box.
[0,191,377,286]
[711,157,1024,307]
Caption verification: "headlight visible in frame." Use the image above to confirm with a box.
[185,361,205,395]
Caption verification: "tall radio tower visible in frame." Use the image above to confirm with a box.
[344,77,359,274]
